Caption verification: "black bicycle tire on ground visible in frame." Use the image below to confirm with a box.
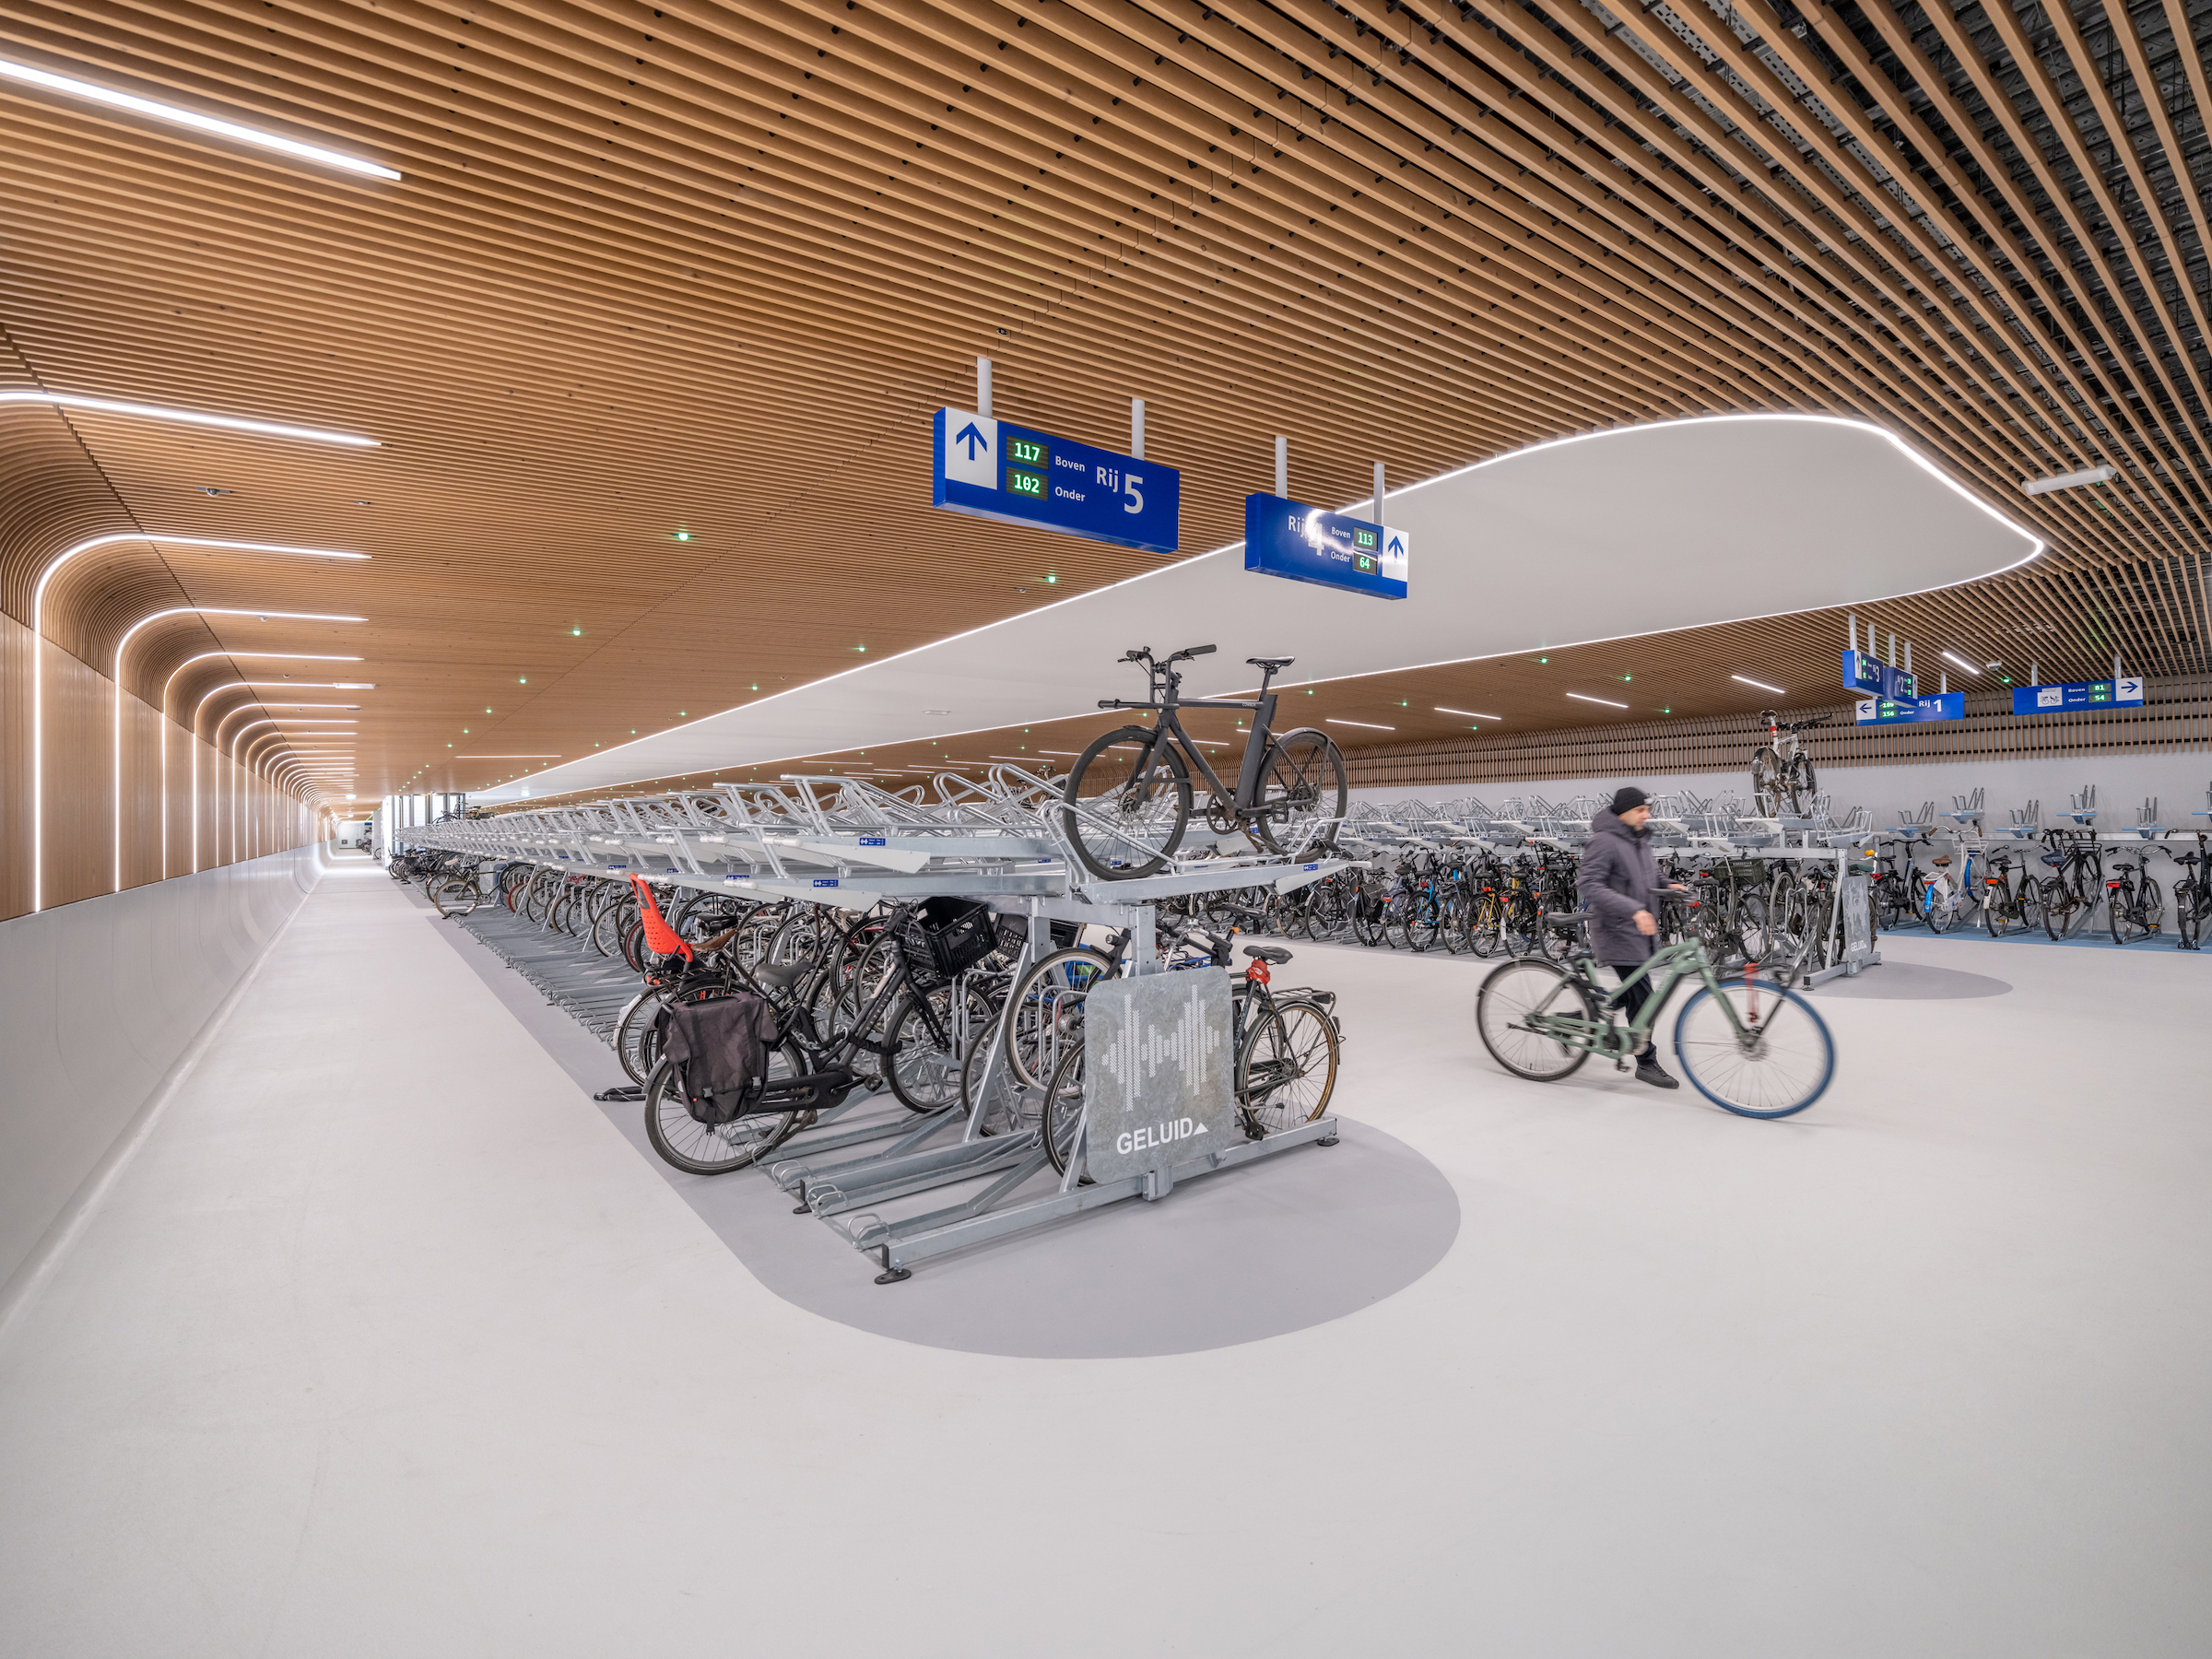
[1475,959,1597,1082]
[1060,725,1191,880]
[1237,1001,1339,1135]
[642,1050,807,1175]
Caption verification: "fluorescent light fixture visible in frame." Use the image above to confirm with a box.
[1567,692,1629,709]
[1435,707,1502,720]
[1732,674,1785,694]
[2020,465,2115,497]
[0,57,402,180]
[0,389,379,446]
[1038,750,1086,757]
[453,754,561,759]
[1940,651,1981,676]
[1325,718,1396,730]
[31,535,367,906]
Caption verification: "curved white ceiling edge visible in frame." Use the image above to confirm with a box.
[478,415,2040,803]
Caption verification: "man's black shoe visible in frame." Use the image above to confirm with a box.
[1633,1056,1679,1089]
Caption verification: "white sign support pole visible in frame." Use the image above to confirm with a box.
[1131,398,1144,460]
[977,356,992,418]
[1373,461,1385,530]
[1275,436,1288,498]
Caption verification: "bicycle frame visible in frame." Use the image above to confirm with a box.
[1517,937,1757,1059]
[1102,652,1282,812]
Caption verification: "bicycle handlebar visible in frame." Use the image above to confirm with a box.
[1167,643,1217,662]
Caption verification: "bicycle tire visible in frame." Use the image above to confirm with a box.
[882,982,994,1114]
[1749,746,1784,817]
[614,985,669,1086]
[1237,1001,1339,1135]
[1041,1038,1088,1176]
[1249,728,1348,855]
[1476,959,1597,1082]
[1060,725,1190,880]
[1003,945,1115,1088]
[429,875,481,918]
[1673,979,1832,1118]
[642,1048,807,1175]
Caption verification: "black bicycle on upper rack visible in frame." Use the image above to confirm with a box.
[1060,645,1348,879]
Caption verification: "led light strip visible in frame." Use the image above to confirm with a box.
[1,389,379,446]
[0,56,401,180]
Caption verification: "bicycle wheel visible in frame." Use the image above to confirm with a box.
[1060,725,1191,880]
[1237,1001,1339,1135]
[1788,752,1818,818]
[882,982,993,1113]
[1041,1038,1088,1175]
[1476,959,1597,1081]
[1249,728,1348,855]
[1466,890,1501,958]
[613,985,670,1085]
[1924,877,1952,935]
[1749,746,1784,816]
[642,1046,808,1175]
[1004,945,1115,1088]
[429,875,481,917]
[2141,877,2163,937]
[1673,979,1833,1118]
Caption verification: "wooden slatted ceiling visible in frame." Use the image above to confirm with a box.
[0,0,2206,865]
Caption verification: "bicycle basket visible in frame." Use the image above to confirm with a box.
[896,897,1000,991]
[1724,859,1771,887]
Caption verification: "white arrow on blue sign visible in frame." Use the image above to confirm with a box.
[931,407,1180,554]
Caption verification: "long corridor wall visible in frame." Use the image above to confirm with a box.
[0,842,324,1300]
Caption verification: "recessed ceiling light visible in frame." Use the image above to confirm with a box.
[1436,707,1501,720]
[1567,692,1628,709]
[1325,717,1395,730]
[1732,674,1785,694]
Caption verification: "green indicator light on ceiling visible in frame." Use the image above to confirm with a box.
[571,628,582,636]
[674,530,691,542]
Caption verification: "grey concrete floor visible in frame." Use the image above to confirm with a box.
[1,868,2206,1655]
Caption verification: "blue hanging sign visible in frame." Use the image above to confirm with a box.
[1854,692,1964,725]
[932,408,1180,555]
[1241,493,1409,600]
[2010,677,2144,714]
[1842,650,1916,700]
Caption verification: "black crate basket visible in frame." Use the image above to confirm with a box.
[895,897,1001,992]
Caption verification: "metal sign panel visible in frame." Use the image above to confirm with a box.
[1242,493,1409,600]
[931,407,1181,554]
[1853,692,1964,724]
[1840,873,1874,965]
[1079,970,1239,1185]
[1841,649,1915,700]
[2010,677,2145,714]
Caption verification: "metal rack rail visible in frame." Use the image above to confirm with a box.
[402,766,1356,1281]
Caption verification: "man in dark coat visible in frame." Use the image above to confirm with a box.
[1577,786,1686,1088]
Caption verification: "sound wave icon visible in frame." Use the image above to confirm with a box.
[1098,975,1226,1115]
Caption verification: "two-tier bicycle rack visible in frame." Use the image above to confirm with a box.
[403,766,1356,1281]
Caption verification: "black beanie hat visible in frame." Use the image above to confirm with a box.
[1610,786,1650,815]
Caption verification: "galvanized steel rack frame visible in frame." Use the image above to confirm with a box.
[400,766,1353,1281]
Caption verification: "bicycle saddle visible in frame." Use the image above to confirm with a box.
[1932,855,1952,865]
[1545,912,1595,927]
[752,961,806,990]
[1241,945,1292,965]
[1247,656,1296,672]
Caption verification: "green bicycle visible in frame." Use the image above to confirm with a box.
[1476,912,1835,1118]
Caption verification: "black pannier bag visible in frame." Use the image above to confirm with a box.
[654,994,780,1126]
[894,897,1001,992]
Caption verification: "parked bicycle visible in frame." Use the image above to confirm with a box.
[1750,710,1830,818]
[1062,645,1347,878]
